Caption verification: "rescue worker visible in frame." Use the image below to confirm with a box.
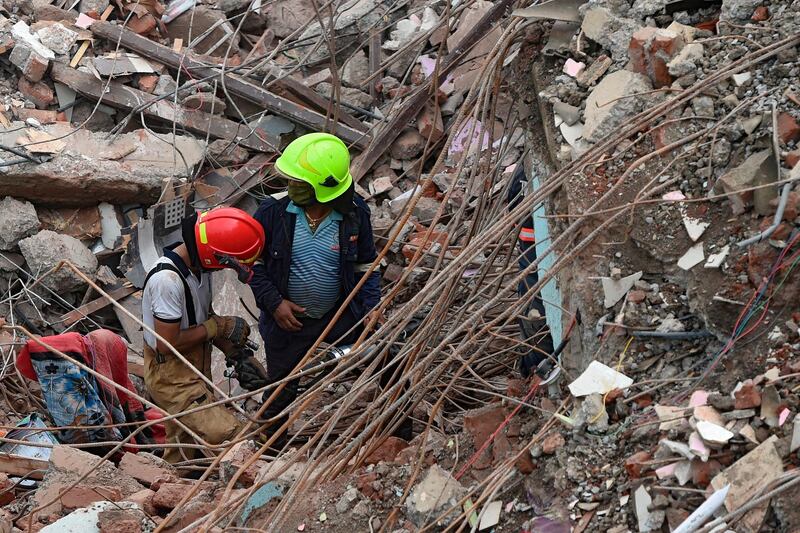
[142,206,268,464]
[249,132,394,443]
[507,165,555,377]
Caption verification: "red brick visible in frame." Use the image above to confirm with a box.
[152,483,193,510]
[786,150,800,168]
[219,440,260,486]
[629,27,685,88]
[541,432,565,455]
[624,451,652,479]
[492,433,515,465]
[355,472,382,500]
[14,108,60,124]
[119,453,175,487]
[136,74,159,93]
[734,380,761,409]
[515,451,535,474]
[365,436,409,464]
[751,6,769,21]
[628,290,647,304]
[416,104,444,143]
[149,475,179,492]
[691,459,722,487]
[18,77,54,109]
[463,404,506,448]
[98,508,142,533]
[61,485,122,510]
[123,489,157,516]
[777,112,800,144]
[127,13,157,35]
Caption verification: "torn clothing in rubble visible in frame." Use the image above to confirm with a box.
[16,330,152,453]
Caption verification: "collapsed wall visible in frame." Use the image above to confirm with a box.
[514,0,800,378]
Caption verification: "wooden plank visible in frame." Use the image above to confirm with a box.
[58,284,137,326]
[90,21,370,149]
[350,0,516,179]
[368,31,381,100]
[50,63,276,153]
[0,453,47,480]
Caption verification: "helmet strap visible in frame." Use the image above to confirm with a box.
[181,211,203,270]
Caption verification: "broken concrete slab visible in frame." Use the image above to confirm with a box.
[711,435,782,512]
[405,465,465,524]
[580,6,640,62]
[568,361,633,397]
[0,121,204,206]
[705,245,730,268]
[583,70,652,142]
[18,230,98,291]
[714,149,775,215]
[36,23,78,55]
[0,196,40,250]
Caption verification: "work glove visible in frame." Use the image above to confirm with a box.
[226,349,269,391]
[204,315,250,346]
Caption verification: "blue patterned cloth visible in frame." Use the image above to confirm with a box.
[31,358,122,444]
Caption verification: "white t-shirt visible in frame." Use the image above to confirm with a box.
[142,256,211,350]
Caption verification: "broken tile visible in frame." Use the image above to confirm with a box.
[601,270,643,308]
[562,58,585,77]
[655,405,687,432]
[705,245,730,268]
[677,242,704,270]
[634,485,652,532]
[696,421,734,447]
[739,424,759,444]
[688,431,710,461]
[478,500,501,530]
[568,361,633,397]
[682,216,709,241]
[790,414,800,453]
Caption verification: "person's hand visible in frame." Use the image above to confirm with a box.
[204,315,250,346]
[273,300,305,332]
[230,351,269,391]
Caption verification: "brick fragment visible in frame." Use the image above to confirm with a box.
[98,508,142,533]
[629,27,685,88]
[734,380,761,409]
[136,74,159,93]
[123,489,157,516]
[751,6,769,21]
[365,436,409,464]
[119,453,175,487]
[777,112,800,144]
[9,45,50,82]
[18,77,54,109]
[60,485,122,510]
[416,104,444,143]
[14,108,61,124]
[541,432,565,455]
[786,150,800,168]
[0,473,14,505]
[624,451,652,479]
[463,404,506,449]
[153,483,193,510]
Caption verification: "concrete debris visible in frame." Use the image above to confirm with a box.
[0,196,40,250]
[405,465,465,521]
[583,70,652,142]
[601,270,642,308]
[19,230,97,291]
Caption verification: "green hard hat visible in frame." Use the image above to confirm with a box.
[274,133,353,203]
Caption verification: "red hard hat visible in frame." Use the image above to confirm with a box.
[194,207,265,273]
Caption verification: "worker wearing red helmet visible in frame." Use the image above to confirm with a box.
[142,206,267,464]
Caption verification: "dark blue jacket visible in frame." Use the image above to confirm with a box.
[249,195,381,339]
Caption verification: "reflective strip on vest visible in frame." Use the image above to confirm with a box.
[519,227,536,242]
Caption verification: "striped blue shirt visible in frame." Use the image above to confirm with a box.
[286,202,342,319]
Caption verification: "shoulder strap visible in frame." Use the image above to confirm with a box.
[143,263,197,326]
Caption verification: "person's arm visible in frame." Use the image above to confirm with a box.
[154,319,209,354]
[248,201,284,315]
[354,202,381,312]
[248,200,305,331]
[147,272,212,354]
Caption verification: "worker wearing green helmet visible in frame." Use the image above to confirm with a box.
[249,133,407,447]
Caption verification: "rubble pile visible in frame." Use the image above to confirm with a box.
[0,0,798,530]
